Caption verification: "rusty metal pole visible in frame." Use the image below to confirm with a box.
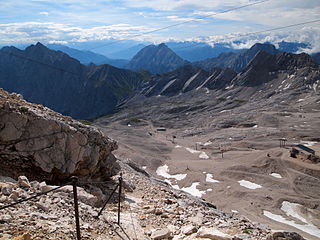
[117,173,123,225]
[71,176,81,240]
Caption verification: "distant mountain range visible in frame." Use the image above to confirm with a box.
[126,43,189,74]
[140,49,319,98]
[0,41,318,120]
[47,44,129,67]
[193,43,279,72]
[0,43,144,119]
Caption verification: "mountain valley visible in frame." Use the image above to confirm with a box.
[0,40,320,240]
[94,47,320,240]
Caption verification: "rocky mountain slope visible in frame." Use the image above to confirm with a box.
[193,43,279,72]
[138,50,319,98]
[126,43,189,74]
[0,88,118,183]
[0,42,144,119]
[141,65,236,97]
[95,47,320,240]
[312,53,320,65]
[0,86,305,240]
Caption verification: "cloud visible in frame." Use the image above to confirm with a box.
[191,25,320,54]
[0,22,155,45]
[166,15,203,22]
[122,0,252,11]
[39,11,49,16]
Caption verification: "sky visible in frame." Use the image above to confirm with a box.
[0,0,320,52]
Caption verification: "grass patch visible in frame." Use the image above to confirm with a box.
[19,106,29,113]
[79,120,92,125]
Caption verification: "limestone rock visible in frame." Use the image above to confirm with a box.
[0,214,13,223]
[0,88,119,183]
[18,176,31,188]
[182,225,198,235]
[197,226,232,240]
[1,183,13,196]
[151,228,171,240]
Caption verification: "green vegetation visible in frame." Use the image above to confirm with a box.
[79,120,92,125]
[234,98,247,103]
[128,117,142,123]
[19,106,29,113]
[137,70,152,82]
[242,229,253,234]
[217,97,227,102]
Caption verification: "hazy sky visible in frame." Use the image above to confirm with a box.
[0,0,320,52]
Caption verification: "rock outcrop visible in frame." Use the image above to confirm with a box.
[0,88,118,183]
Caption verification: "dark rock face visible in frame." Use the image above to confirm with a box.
[266,232,306,240]
[311,53,320,65]
[140,49,319,98]
[232,51,319,87]
[0,89,118,183]
[0,42,144,119]
[141,65,237,97]
[194,43,279,72]
[126,43,189,74]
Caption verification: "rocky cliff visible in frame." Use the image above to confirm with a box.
[0,88,118,183]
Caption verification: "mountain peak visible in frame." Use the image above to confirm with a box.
[126,43,188,74]
[249,43,278,54]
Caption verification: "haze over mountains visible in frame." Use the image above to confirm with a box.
[0,41,319,120]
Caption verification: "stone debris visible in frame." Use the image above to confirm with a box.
[0,168,306,240]
[196,226,232,240]
[151,228,171,239]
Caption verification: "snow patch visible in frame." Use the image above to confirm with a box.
[252,125,258,128]
[142,166,147,170]
[185,147,201,154]
[199,152,209,159]
[206,173,220,183]
[181,182,206,198]
[264,201,320,238]
[297,99,305,102]
[270,173,282,179]
[219,110,229,113]
[203,141,212,146]
[156,165,187,181]
[301,141,317,147]
[175,145,182,148]
[238,180,262,189]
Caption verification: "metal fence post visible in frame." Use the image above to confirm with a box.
[118,173,123,225]
[71,176,81,240]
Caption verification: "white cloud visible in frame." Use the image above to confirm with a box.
[166,15,203,22]
[123,0,251,11]
[39,11,49,16]
[0,22,154,45]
